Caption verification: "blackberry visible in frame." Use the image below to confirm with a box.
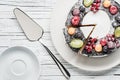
[79,6,85,13]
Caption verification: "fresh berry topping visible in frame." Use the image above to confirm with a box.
[74,32,82,38]
[103,45,108,53]
[96,3,100,7]
[116,43,120,48]
[87,42,91,46]
[95,6,99,10]
[116,40,120,48]
[67,27,76,35]
[85,45,89,49]
[94,0,101,3]
[71,16,80,26]
[108,37,112,41]
[92,44,96,49]
[100,39,107,46]
[109,5,118,15]
[72,8,80,16]
[87,46,92,52]
[91,7,95,11]
[116,39,119,44]
[115,15,120,23]
[106,34,113,38]
[79,6,85,12]
[91,1,100,13]
[92,3,97,7]
[95,44,102,52]
[90,38,97,43]
[96,0,101,3]
[112,21,119,28]
[111,37,115,42]
[93,38,97,43]
[107,41,116,49]
[103,0,111,8]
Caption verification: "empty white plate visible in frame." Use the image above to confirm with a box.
[0,46,41,80]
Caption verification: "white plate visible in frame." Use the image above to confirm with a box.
[50,0,120,71]
[0,46,41,80]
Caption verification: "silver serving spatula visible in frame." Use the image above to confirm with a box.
[14,8,70,79]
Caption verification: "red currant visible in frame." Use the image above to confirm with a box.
[87,42,91,46]
[91,7,95,11]
[85,45,89,49]
[100,39,107,46]
[96,0,101,3]
[92,3,97,7]
[95,7,99,10]
[96,3,100,7]
[92,44,96,49]
[87,46,92,52]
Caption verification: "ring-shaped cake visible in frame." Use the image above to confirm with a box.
[63,0,120,57]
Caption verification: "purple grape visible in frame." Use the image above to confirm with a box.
[72,8,80,16]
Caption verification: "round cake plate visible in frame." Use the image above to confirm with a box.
[0,46,41,80]
[50,0,120,72]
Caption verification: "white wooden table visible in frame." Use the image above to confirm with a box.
[1,0,120,80]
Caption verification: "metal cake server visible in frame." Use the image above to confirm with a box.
[14,8,70,79]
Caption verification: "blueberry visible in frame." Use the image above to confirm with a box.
[112,21,118,28]
[115,15,120,23]
[74,32,82,38]
[79,6,85,12]
[103,46,108,53]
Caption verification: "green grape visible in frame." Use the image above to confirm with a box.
[69,39,83,48]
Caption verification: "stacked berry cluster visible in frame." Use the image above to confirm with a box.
[84,34,120,55]
[85,37,97,53]
[91,0,101,13]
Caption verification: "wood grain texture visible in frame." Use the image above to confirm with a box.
[0,0,120,80]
